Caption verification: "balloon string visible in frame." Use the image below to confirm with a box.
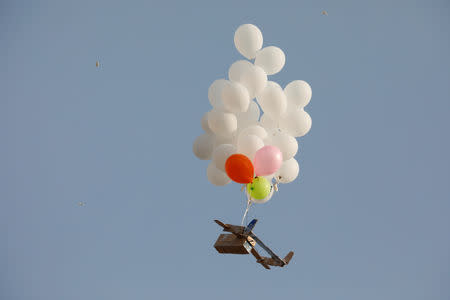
[241,188,253,226]
[274,176,279,191]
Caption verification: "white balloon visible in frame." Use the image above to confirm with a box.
[232,121,258,146]
[233,112,260,143]
[228,60,253,83]
[265,131,298,161]
[259,113,278,131]
[208,110,237,137]
[249,184,274,204]
[284,80,312,108]
[238,125,267,140]
[238,120,259,136]
[275,158,299,183]
[279,109,312,137]
[230,131,239,148]
[207,163,231,186]
[256,81,287,120]
[193,134,215,160]
[212,144,237,172]
[208,79,228,109]
[229,60,267,100]
[234,24,263,59]
[214,134,233,148]
[264,129,283,149]
[255,46,285,75]
[237,134,264,160]
[240,65,267,99]
[236,101,260,128]
[201,112,213,134]
[221,81,250,113]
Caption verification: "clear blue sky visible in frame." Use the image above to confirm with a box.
[2,0,450,299]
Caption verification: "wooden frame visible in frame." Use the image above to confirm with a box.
[214,219,294,270]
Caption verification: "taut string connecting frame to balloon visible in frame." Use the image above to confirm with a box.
[241,190,253,226]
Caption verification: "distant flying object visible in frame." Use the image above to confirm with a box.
[96,61,99,67]
[214,219,294,269]
[322,10,328,16]
[77,202,86,206]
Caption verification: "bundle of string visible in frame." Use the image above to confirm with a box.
[241,186,253,226]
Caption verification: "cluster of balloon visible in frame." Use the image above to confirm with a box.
[193,24,312,205]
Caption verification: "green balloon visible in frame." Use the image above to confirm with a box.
[247,177,271,200]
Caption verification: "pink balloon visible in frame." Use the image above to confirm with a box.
[253,145,283,176]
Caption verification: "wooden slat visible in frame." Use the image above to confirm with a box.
[283,251,294,264]
[249,233,285,266]
[260,257,283,267]
[223,225,245,237]
[250,248,270,270]
[215,220,246,237]
[214,220,228,229]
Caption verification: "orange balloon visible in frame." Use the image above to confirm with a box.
[225,154,254,184]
